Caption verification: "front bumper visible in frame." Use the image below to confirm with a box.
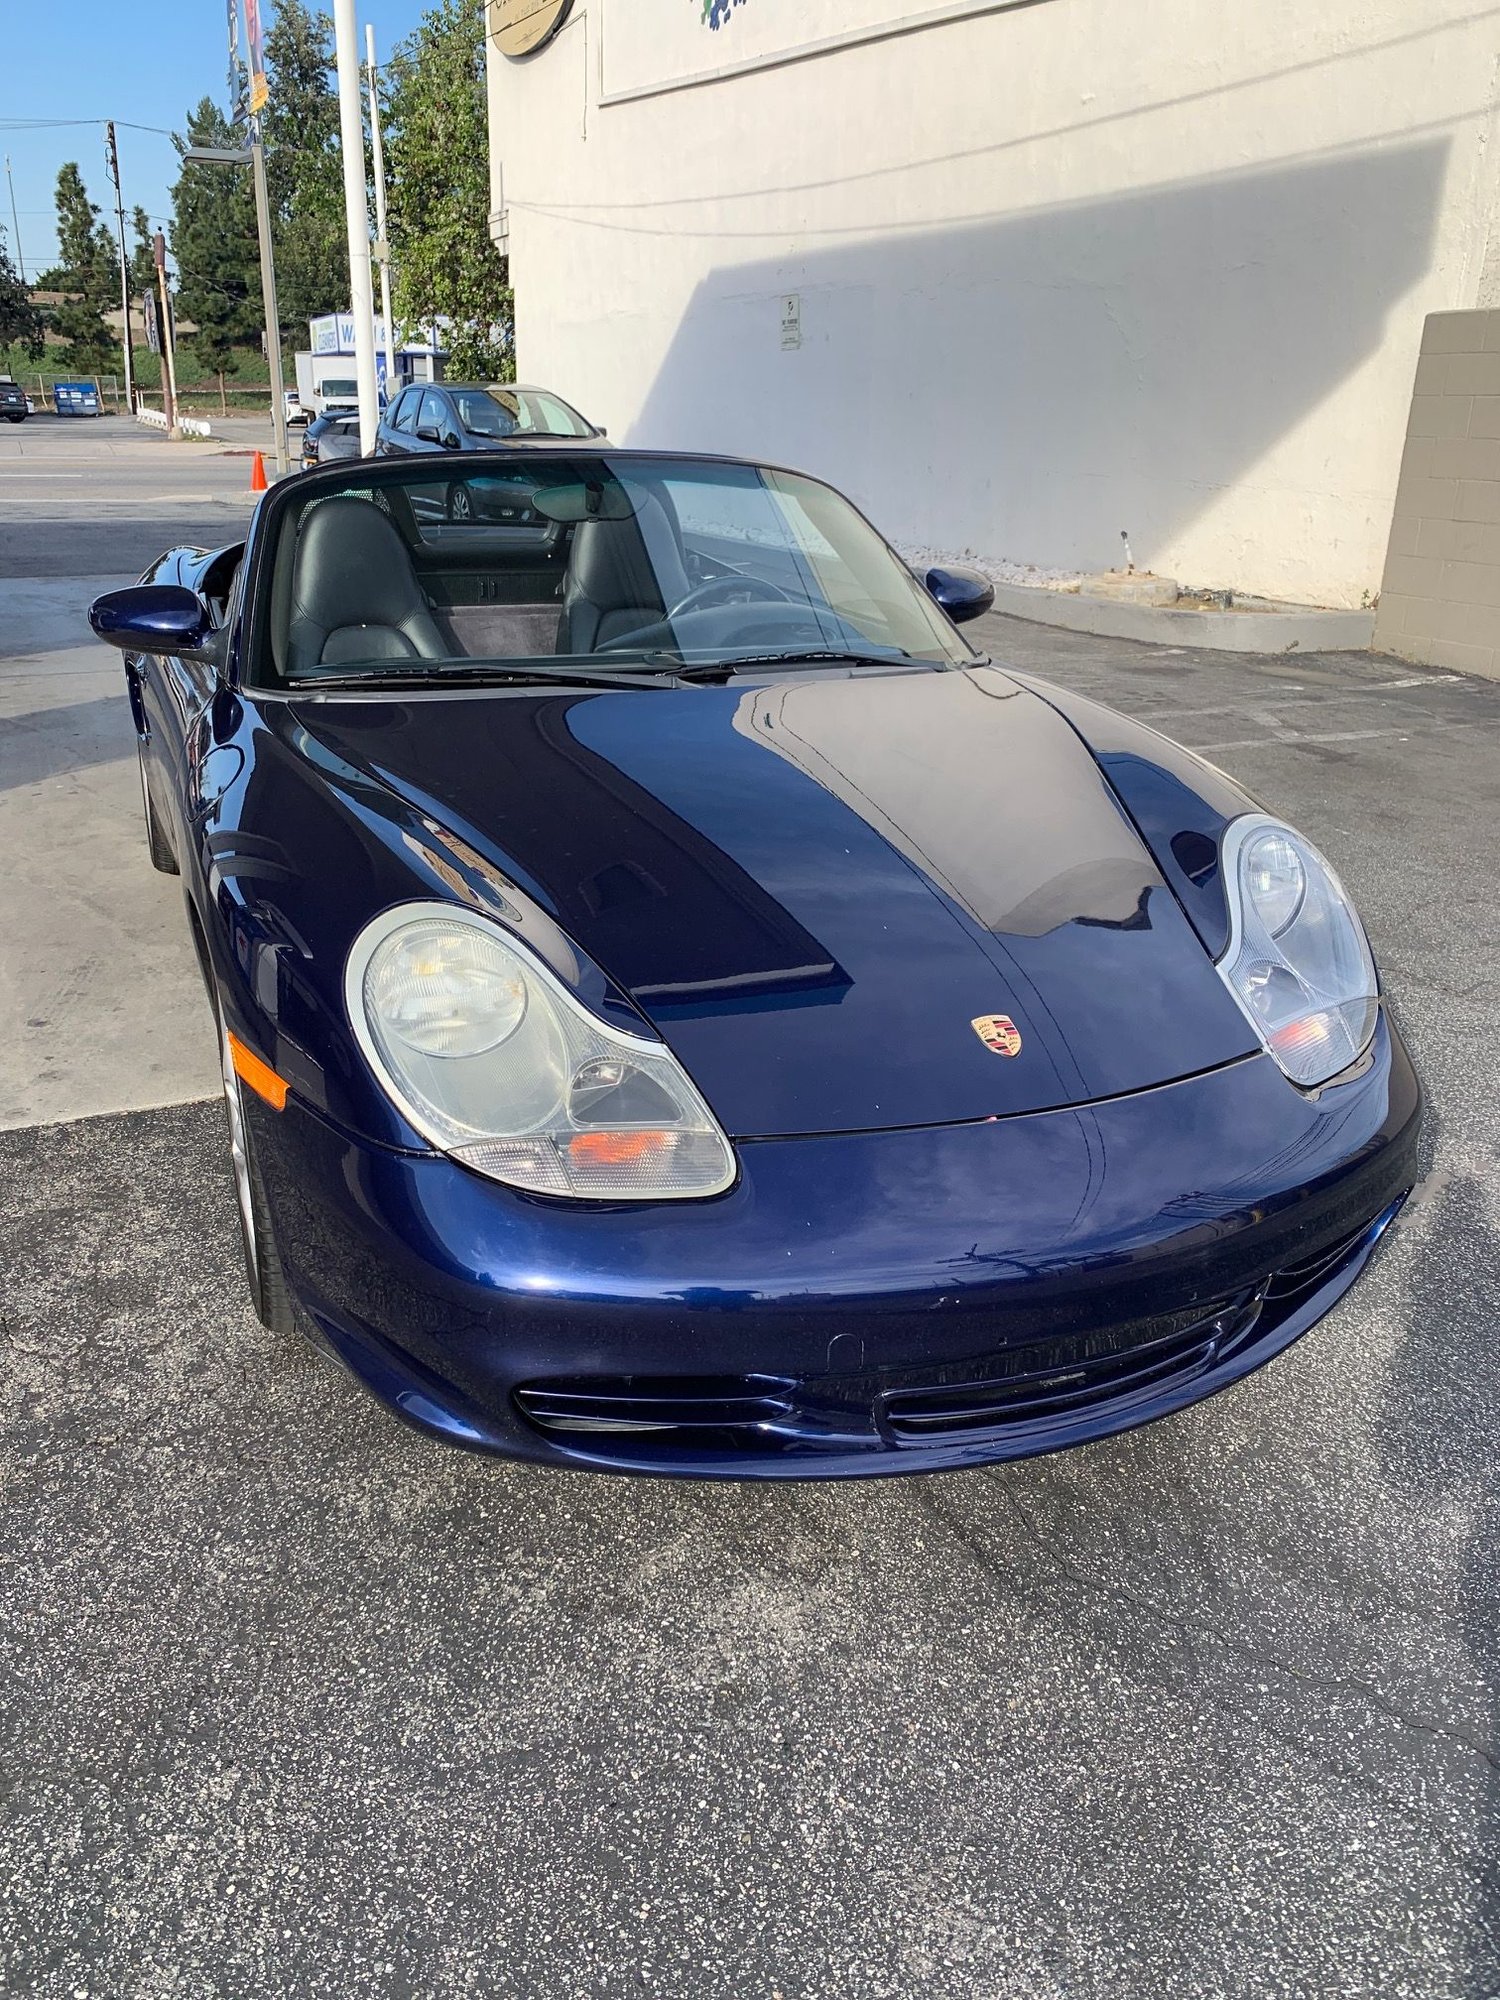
[252,1014,1421,1478]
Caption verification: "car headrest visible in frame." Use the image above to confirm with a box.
[567,488,690,617]
[286,496,445,674]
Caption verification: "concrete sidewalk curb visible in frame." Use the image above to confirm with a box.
[986,578,1376,654]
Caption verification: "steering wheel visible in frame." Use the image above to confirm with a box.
[664,573,793,621]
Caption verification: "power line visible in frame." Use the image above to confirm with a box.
[0,119,177,136]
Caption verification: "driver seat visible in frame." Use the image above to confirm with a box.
[558,491,690,654]
[285,496,447,676]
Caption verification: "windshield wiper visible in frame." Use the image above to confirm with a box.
[725,648,918,669]
[287,661,681,694]
[614,647,923,682]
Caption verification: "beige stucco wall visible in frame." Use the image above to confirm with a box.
[1375,308,1500,677]
[488,2,1500,609]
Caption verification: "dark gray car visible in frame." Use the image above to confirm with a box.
[0,379,28,424]
[373,382,601,521]
[300,411,364,471]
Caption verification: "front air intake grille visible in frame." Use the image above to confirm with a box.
[880,1295,1257,1443]
[1263,1221,1374,1302]
[514,1375,794,1443]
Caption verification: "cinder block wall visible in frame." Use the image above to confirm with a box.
[1375,310,1500,678]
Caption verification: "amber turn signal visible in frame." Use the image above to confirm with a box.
[227,1030,289,1111]
[567,1130,672,1166]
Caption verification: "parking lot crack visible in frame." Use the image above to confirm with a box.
[999,1486,1498,1774]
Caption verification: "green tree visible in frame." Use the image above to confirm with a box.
[384,0,513,379]
[262,0,348,330]
[0,224,44,358]
[39,164,118,372]
[171,98,262,373]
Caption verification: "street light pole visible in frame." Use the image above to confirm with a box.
[182,142,288,478]
[332,0,380,454]
[365,25,397,399]
[103,123,135,415]
[153,231,180,439]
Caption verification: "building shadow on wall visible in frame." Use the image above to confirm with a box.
[628,141,1451,573]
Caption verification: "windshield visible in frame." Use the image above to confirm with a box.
[256,453,979,690]
[451,386,593,438]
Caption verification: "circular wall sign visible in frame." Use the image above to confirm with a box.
[489,0,573,59]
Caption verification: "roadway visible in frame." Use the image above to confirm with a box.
[1,412,1497,1999]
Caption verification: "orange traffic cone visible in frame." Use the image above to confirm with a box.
[249,450,268,494]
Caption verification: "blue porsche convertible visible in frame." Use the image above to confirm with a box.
[88,451,1420,1478]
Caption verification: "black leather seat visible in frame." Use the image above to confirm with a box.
[558,491,691,654]
[285,496,447,676]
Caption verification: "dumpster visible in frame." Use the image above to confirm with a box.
[52,380,101,417]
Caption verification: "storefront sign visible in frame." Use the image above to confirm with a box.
[489,0,573,59]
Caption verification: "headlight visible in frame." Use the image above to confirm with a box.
[346,902,737,1200]
[1216,814,1379,1088]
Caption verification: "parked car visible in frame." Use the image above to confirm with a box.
[0,377,28,424]
[282,388,307,427]
[375,381,602,521]
[87,449,1420,1480]
[300,410,364,471]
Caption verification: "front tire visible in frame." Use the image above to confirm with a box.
[137,742,178,873]
[215,1003,297,1337]
[4,413,24,425]
[446,480,476,524]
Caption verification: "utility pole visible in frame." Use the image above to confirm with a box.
[3,156,24,282]
[153,230,179,439]
[103,123,135,414]
[365,25,397,403]
[182,140,289,477]
[332,0,380,454]
[250,133,289,477]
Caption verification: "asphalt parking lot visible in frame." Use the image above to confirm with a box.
[2,417,1498,1998]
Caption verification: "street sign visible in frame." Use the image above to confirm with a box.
[143,291,159,355]
[780,293,802,351]
[489,0,572,60]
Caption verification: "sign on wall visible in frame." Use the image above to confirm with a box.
[489,0,573,60]
[605,0,1028,98]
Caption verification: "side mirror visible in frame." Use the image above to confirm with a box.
[89,584,214,658]
[415,422,441,444]
[924,565,995,626]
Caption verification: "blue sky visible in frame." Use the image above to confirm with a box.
[1,0,430,279]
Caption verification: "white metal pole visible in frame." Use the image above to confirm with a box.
[154,233,180,440]
[365,25,396,402]
[333,0,379,454]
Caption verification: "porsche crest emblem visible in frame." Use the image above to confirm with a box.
[971,1013,1023,1058]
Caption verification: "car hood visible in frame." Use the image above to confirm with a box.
[282,665,1258,1138]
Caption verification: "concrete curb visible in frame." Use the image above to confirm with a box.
[986,578,1375,654]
